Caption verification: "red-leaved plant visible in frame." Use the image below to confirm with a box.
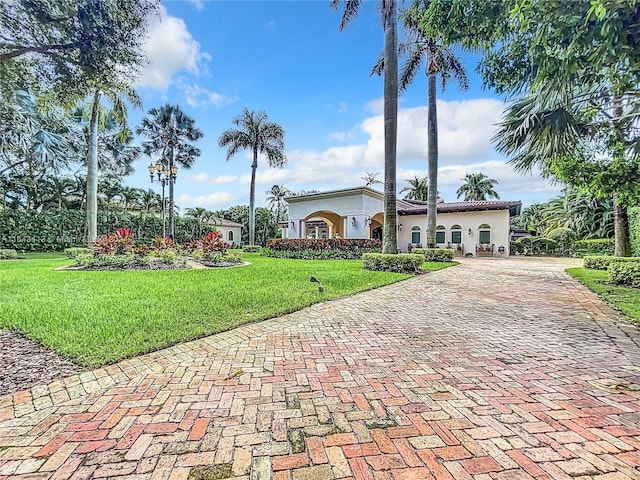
[153,236,176,252]
[91,228,135,255]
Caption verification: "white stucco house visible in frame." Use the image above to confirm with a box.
[213,218,243,245]
[283,186,522,256]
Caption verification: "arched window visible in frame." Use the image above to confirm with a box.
[436,225,446,244]
[451,224,462,244]
[228,230,234,242]
[411,226,421,244]
[479,223,491,244]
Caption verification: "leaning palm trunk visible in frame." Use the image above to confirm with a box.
[86,89,101,242]
[613,194,631,256]
[382,0,398,254]
[249,151,258,246]
[426,52,438,248]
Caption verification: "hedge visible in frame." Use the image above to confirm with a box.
[242,245,262,253]
[584,255,640,270]
[362,253,424,273]
[630,207,640,257]
[411,248,455,262]
[570,238,614,258]
[608,261,640,288]
[262,238,381,260]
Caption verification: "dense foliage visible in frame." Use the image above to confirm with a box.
[411,247,455,262]
[262,238,382,260]
[362,253,424,273]
[583,255,640,271]
[608,262,640,288]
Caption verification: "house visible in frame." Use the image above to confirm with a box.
[213,218,243,245]
[284,186,521,256]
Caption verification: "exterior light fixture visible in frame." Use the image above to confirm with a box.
[290,221,295,229]
[351,216,356,227]
[398,224,403,231]
[365,217,372,226]
[468,228,472,235]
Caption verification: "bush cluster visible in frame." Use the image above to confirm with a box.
[571,238,614,257]
[584,255,640,270]
[263,238,381,260]
[411,248,455,262]
[64,247,92,259]
[242,245,262,253]
[0,249,18,259]
[362,253,424,273]
[608,261,640,288]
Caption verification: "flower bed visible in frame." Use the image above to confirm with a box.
[262,238,381,260]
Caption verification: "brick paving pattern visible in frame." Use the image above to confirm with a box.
[1,257,639,479]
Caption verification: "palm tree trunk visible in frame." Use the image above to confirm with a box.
[426,54,438,248]
[249,150,258,246]
[382,0,398,254]
[86,89,100,242]
[613,194,630,256]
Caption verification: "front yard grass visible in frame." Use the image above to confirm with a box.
[0,254,454,367]
[566,267,640,322]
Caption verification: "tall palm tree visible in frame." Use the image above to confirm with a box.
[266,184,292,222]
[185,206,209,238]
[120,186,142,211]
[332,0,398,254]
[137,103,203,239]
[373,2,468,247]
[82,83,141,242]
[456,173,500,201]
[140,188,162,214]
[218,108,286,246]
[400,176,429,201]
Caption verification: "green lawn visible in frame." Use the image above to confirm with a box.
[566,267,640,322]
[0,254,454,367]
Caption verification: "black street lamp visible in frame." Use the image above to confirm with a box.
[148,160,178,239]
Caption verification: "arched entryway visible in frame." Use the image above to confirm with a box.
[304,210,344,238]
[368,212,384,240]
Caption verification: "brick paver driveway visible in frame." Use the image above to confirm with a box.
[1,257,640,479]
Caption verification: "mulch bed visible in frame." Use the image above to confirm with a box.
[0,330,82,397]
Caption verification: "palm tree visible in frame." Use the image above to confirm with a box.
[456,173,500,201]
[266,184,291,222]
[98,180,123,212]
[120,186,142,211]
[82,83,141,242]
[140,188,162,214]
[373,2,468,247]
[332,0,398,254]
[218,108,286,246]
[185,206,208,238]
[400,176,429,201]
[137,103,203,239]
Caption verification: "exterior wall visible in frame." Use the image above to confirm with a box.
[397,209,512,256]
[217,226,242,245]
[287,191,383,239]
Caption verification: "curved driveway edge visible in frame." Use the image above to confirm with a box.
[1,257,639,479]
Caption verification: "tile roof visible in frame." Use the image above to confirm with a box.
[399,200,522,216]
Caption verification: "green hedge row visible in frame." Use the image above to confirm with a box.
[0,209,224,251]
[362,253,424,273]
[411,248,455,262]
[266,238,381,251]
[571,238,615,257]
[630,207,640,257]
[609,262,640,288]
[584,255,640,270]
[261,248,368,260]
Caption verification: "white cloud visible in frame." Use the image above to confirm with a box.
[179,192,234,207]
[136,5,208,91]
[177,81,237,108]
[188,173,238,184]
[187,0,205,11]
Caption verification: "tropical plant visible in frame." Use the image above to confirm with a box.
[266,184,291,222]
[400,176,429,201]
[362,171,383,187]
[373,1,468,247]
[331,0,399,253]
[456,173,500,201]
[137,103,203,239]
[218,108,286,246]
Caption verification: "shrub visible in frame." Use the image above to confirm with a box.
[571,238,614,257]
[0,249,18,259]
[584,255,640,270]
[517,236,559,255]
[608,262,640,288]
[153,236,177,252]
[224,251,243,264]
[630,206,640,257]
[546,227,576,256]
[412,248,455,262]
[158,249,177,264]
[64,247,91,259]
[75,252,95,267]
[263,238,380,260]
[92,228,134,255]
[362,253,424,273]
[242,245,262,253]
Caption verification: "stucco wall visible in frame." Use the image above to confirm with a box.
[398,209,511,256]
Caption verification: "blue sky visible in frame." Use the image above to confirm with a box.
[126,0,560,212]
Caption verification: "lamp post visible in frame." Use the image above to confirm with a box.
[148,160,178,239]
